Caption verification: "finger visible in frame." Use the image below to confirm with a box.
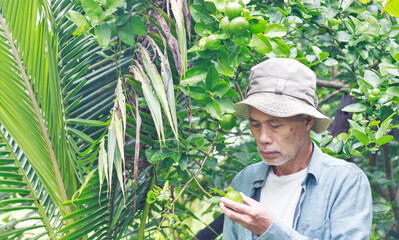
[220,202,250,223]
[221,197,251,214]
[240,192,261,206]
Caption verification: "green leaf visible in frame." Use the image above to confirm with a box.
[180,67,208,86]
[81,0,103,20]
[217,98,236,114]
[373,204,390,213]
[67,128,94,144]
[334,31,352,42]
[187,133,205,146]
[376,135,393,146]
[149,149,175,164]
[264,24,287,38]
[206,100,222,119]
[342,103,367,112]
[67,119,108,127]
[320,135,333,147]
[364,16,380,37]
[190,5,213,24]
[118,27,135,47]
[352,129,369,146]
[271,38,290,57]
[212,83,230,97]
[348,120,364,132]
[209,187,226,196]
[104,0,125,10]
[181,86,208,100]
[324,58,338,66]
[249,33,272,53]
[389,40,399,61]
[386,86,399,97]
[375,119,392,139]
[340,0,354,11]
[95,22,111,49]
[68,10,88,35]
[206,65,219,91]
[131,17,147,35]
[205,0,225,11]
[215,53,235,77]
[362,70,382,88]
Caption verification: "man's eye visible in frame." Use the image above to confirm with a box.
[270,124,281,129]
[251,123,260,128]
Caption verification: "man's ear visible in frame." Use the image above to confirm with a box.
[305,115,315,130]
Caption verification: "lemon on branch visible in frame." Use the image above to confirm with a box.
[225,2,243,20]
[229,16,249,35]
[220,16,232,34]
[204,35,221,50]
[219,114,236,131]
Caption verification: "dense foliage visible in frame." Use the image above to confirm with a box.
[0,0,398,239]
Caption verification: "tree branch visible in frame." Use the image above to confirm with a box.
[316,79,347,89]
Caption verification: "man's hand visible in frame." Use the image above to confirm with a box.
[219,192,274,236]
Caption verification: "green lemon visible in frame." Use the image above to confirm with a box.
[229,17,249,35]
[248,18,267,33]
[225,187,243,203]
[220,16,232,34]
[233,31,251,47]
[199,37,207,50]
[371,88,380,96]
[219,114,236,131]
[205,34,221,50]
[225,2,243,20]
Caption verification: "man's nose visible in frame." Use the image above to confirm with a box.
[259,128,273,144]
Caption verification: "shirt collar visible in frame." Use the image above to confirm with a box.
[305,142,323,185]
[252,161,269,188]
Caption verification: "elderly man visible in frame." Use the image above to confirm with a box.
[220,58,372,239]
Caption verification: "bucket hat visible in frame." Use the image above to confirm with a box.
[235,58,331,133]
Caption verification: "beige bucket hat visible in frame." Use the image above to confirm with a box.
[235,58,331,133]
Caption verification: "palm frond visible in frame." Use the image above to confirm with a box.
[0,0,73,213]
[0,125,62,239]
[56,166,152,239]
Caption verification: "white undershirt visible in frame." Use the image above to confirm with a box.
[260,167,308,227]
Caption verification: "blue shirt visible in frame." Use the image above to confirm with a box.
[222,143,372,240]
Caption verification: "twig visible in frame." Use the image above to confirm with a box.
[194,177,213,198]
[235,81,245,101]
[172,131,220,205]
[319,90,342,105]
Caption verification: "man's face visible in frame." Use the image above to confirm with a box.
[249,106,312,166]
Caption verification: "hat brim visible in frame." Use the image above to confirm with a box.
[235,93,331,133]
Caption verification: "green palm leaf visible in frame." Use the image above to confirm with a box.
[57,167,152,239]
[0,0,75,214]
[0,126,62,239]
